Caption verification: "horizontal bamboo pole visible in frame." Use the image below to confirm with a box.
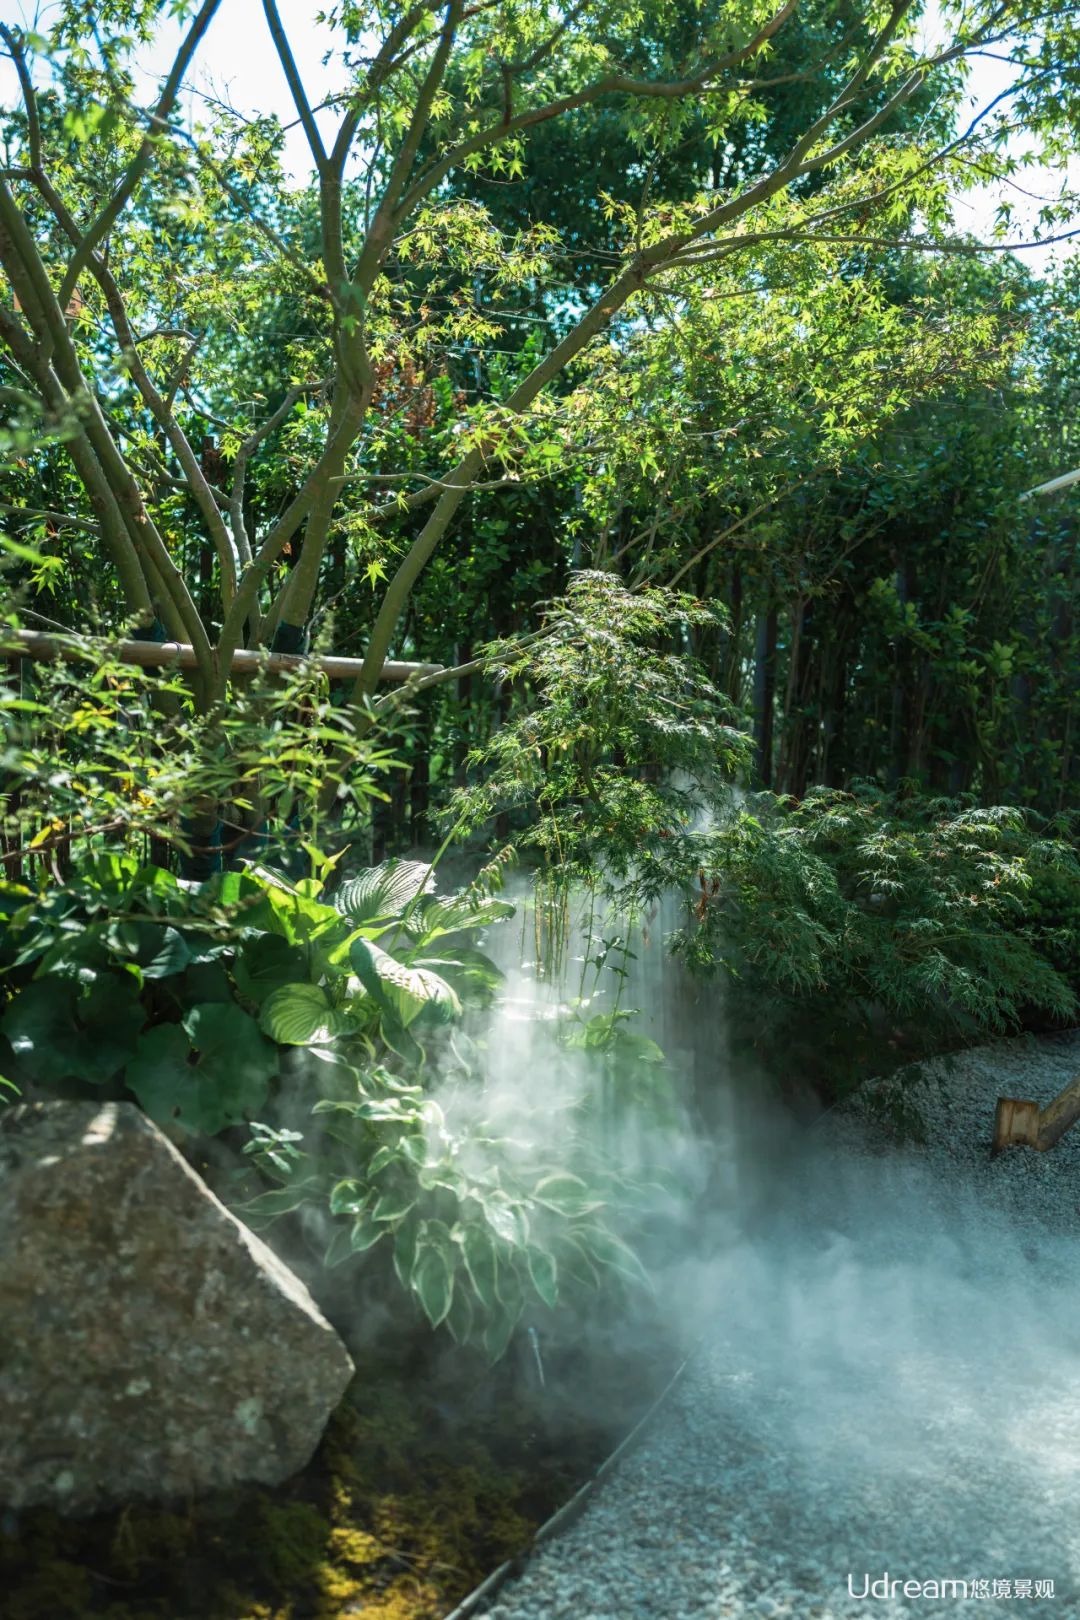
[1022,467,1080,501]
[1,628,442,683]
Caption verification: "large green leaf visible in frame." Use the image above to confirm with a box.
[560,1234,601,1290]
[372,1184,418,1222]
[484,1197,529,1248]
[304,1045,374,1093]
[30,920,110,978]
[335,860,433,928]
[104,921,191,979]
[259,983,345,1045]
[392,1215,421,1289]
[407,894,515,943]
[182,961,234,1004]
[125,1002,278,1134]
[349,1208,386,1252]
[410,943,503,1001]
[322,1211,387,1264]
[377,1010,423,1065]
[532,1171,601,1217]
[1,979,84,1084]
[0,879,35,917]
[239,1178,324,1227]
[234,935,309,1005]
[444,1282,475,1346]
[482,1302,520,1363]
[183,1001,274,1073]
[2,972,145,1087]
[582,1227,652,1287]
[314,1093,419,1124]
[526,1245,559,1309]
[324,1223,355,1268]
[79,974,147,1083]
[349,936,460,1027]
[328,1177,367,1215]
[241,878,344,946]
[125,1023,206,1130]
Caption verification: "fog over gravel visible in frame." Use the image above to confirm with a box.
[483,1030,1080,1619]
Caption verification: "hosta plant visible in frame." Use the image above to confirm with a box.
[0,846,671,1357]
[241,1029,661,1363]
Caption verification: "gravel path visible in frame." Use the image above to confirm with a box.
[483,1031,1080,1618]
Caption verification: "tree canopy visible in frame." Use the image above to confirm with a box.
[0,0,1078,943]
[1,0,1076,718]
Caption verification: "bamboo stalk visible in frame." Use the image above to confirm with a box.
[1,628,442,683]
[1021,467,1080,501]
[1031,1075,1080,1151]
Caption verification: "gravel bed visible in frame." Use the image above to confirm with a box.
[482,1030,1080,1618]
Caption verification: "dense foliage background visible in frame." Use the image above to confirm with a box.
[1,0,1079,1333]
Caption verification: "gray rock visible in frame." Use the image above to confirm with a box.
[0,1100,354,1513]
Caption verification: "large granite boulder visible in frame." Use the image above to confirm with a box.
[0,1100,354,1514]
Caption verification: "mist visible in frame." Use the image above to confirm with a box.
[472,885,1080,1611]
[248,866,1080,1612]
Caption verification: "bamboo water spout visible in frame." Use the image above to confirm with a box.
[991,1073,1080,1155]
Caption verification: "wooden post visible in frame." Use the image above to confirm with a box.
[991,1096,1042,1155]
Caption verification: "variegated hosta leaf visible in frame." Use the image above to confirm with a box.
[579,1226,652,1287]
[412,1242,454,1327]
[460,1223,499,1310]
[239,1176,324,1227]
[526,1245,559,1309]
[484,1197,530,1246]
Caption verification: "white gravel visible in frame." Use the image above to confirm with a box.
[482,1030,1080,1618]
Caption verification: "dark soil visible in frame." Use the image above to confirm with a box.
[0,1311,673,1620]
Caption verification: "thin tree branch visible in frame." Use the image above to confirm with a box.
[20,167,239,603]
[57,0,223,315]
[0,502,100,535]
[352,0,465,299]
[663,483,807,589]
[670,221,1080,265]
[395,0,799,222]
[0,25,42,170]
[0,303,157,623]
[0,200,212,666]
[230,382,317,563]
[262,0,328,170]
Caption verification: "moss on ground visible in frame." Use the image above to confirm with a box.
[1,1334,663,1620]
